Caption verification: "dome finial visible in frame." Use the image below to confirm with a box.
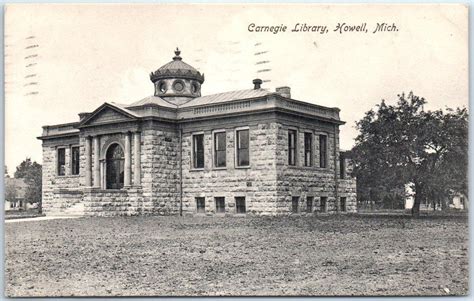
[173,47,182,61]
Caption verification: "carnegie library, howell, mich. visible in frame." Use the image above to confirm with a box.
[37,49,356,216]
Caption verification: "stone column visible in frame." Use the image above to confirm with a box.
[93,136,100,188]
[124,132,131,187]
[133,131,141,186]
[85,136,92,187]
[100,161,105,189]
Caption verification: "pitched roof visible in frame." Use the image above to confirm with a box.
[150,49,204,83]
[109,102,144,115]
[127,89,274,110]
[127,96,178,108]
[179,89,274,108]
[157,59,199,74]
[78,102,140,127]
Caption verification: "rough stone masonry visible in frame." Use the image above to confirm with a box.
[38,48,356,217]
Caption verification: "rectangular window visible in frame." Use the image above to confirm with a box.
[214,132,226,168]
[320,197,327,212]
[306,196,313,213]
[57,148,66,176]
[304,133,313,167]
[193,134,204,169]
[340,197,346,212]
[340,155,345,179]
[292,196,299,213]
[288,130,297,166]
[71,146,80,175]
[196,197,205,213]
[319,135,327,168]
[215,197,225,213]
[235,197,246,214]
[236,129,249,167]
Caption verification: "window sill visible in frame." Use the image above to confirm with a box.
[212,167,227,171]
[235,166,251,169]
[85,188,128,193]
[189,168,205,172]
[287,165,330,170]
[56,175,80,178]
[104,189,127,192]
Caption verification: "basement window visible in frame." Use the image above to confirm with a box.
[320,197,327,212]
[340,197,347,212]
[306,196,313,213]
[235,197,246,214]
[196,197,205,213]
[292,196,299,213]
[215,197,225,213]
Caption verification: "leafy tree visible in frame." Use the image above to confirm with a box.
[5,181,17,204]
[352,92,468,216]
[14,158,42,212]
[5,165,10,178]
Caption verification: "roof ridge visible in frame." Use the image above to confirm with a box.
[199,88,270,98]
[127,95,179,108]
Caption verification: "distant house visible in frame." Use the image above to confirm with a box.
[449,193,468,210]
[4,178,28,210]
[404,184,468,211]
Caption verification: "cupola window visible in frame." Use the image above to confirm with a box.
[158,81,167,93]
[191,82,199,94]
[173,80,184,93]
[149,48,205,102]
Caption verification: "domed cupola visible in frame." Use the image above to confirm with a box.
[150,48,205,105]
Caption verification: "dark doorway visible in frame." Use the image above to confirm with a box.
[106,143,124,189]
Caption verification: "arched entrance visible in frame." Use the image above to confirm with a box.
[106,143,124,189]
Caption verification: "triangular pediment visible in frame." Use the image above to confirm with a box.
[79,103,139,127]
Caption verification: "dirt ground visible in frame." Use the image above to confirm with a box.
[4,213,469,297]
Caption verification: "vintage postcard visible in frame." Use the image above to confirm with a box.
[3,3,469,297]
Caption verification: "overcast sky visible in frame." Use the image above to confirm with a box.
[4,4,468,175]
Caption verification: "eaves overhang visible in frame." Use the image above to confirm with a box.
[37,131,80,140]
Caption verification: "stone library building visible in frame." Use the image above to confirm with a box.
[38,49,357,216]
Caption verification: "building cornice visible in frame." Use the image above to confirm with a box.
[39,94,344,139]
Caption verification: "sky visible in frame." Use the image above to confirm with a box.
[4,4,468,176]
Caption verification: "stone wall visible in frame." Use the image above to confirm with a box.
[41,136,82,215]
[141,122,180,215]
[41,114,356,217]
[338,157,357,213]
[275,118,341,214]
[41,130,149,216]
[83,188,143,216]
[180,118,279,216]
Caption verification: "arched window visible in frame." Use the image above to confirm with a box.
[106,143,124,189]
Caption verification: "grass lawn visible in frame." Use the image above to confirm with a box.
[4,209,44,220]
[4,213,469,297]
